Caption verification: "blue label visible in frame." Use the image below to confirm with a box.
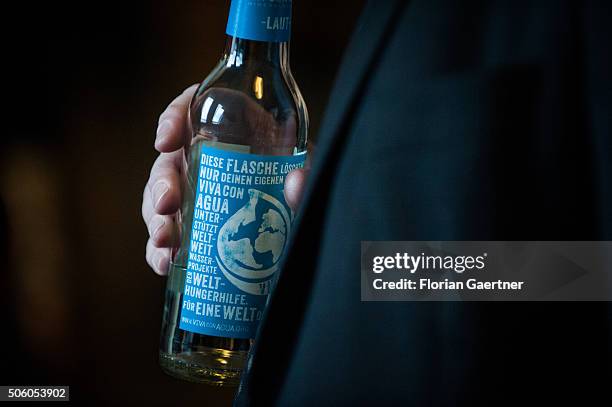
[179,145,306,339]
[226,0,292,42]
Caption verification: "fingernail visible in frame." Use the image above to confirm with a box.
[150,216,165,239]
[156,120,172,143]
[152,182,169,210]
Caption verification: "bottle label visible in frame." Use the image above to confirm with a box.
[179,145,306,339]
[226,0,292,43]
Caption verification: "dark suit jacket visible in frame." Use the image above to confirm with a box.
[236,1,612,405]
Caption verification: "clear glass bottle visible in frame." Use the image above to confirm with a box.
[159,0,307,386]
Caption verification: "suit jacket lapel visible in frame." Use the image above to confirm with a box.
[304,0,405,198]
[234,2,406,405]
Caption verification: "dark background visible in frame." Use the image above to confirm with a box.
[2,1,363,404]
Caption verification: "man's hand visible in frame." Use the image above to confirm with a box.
[142,85,309,275]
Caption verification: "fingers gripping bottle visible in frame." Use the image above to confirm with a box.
[159,0,307,386]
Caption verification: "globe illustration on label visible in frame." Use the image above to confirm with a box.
[216,188,291,295]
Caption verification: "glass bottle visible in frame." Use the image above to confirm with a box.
[159,0,307,386]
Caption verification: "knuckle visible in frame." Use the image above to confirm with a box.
[142,183,151,204]
[148,214,163,235]
[153,166,176,180]
[165,103,184,119]
[158,106,180,125]
[168,102,182,112]
[141,201,148,222]
[152,153,179,174]
[184,83,199,94]
[145,243,155,268]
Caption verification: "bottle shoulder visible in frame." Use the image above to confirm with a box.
[188,59,307,154]
[281,66,309,134]
[197,60,300,111]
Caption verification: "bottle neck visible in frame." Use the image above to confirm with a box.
[222,36,290,70]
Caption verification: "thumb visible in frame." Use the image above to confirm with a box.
[284,168,309,212]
